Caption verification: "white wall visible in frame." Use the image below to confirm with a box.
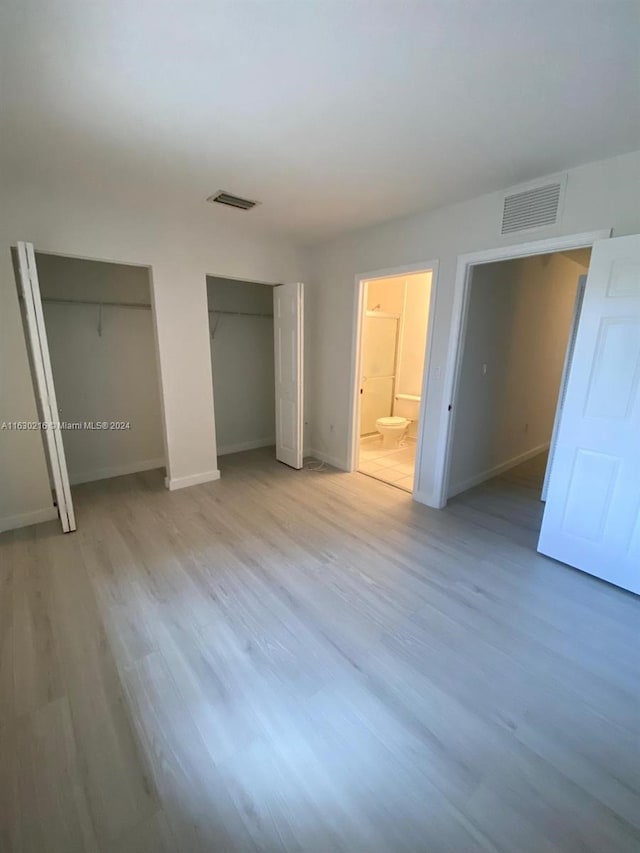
[36,253,165,484]
[448,252,586,496]
[207,277,275,455]
[366,275,405,314]
[307,150,640,504]
[0,185,305,530]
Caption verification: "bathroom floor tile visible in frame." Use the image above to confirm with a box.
[377,468,407,483]
[394,462,415,475]
[394,449,416,462]
[372,456,403,469]
[359,448,382,459]
[359,462,386,475]
[358,437,417,491]
[395,475,414,491]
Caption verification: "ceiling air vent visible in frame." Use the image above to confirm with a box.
[501,179,564,235]
[207,190,259,211]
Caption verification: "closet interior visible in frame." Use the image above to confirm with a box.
[22,252,165,486]
[207,276,275,456]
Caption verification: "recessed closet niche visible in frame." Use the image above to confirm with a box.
[206,276,275,455]
[34,252,165,485]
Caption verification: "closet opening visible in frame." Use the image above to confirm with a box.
[206,276,276,459]
[15,250,166,491]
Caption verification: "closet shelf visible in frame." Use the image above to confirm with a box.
[41,297,151,309]
[210,309,273,318]
[41,298,272,319]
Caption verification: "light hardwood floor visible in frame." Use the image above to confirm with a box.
[1,448,639,852]
[447,452,550,549]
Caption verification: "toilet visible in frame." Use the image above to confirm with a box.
[375,416,408,448]
[375,394,421,448]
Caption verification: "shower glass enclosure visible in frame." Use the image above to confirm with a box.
[360,311,399,434]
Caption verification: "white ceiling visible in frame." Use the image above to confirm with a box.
[1,1,638,244]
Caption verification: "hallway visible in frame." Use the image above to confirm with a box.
[447,452,549,550]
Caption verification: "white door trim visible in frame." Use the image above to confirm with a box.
[16,241,76,532]
[433,229,612,508]
[274,281,304,469]
[348,260,440,497]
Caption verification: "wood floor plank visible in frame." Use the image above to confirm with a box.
[1,447,639,852]
[103,811,178,853]
[0,530,14,725]
[0,697,99,853]
[44,528,159,848]
[122,651,254,853]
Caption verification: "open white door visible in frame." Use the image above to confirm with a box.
[274,282,303,469]
[538,235,640,593]
[16,242,76,532]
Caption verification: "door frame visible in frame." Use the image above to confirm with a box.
[273,281,304,469]
[16,242,76,532]
[434,229,611,509]
[348,260,440,497]
[205,273,291,468]
[16,245,168,496]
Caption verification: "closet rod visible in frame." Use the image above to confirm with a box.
[41,298,272,319]
[209,309,273,318]
[41,297,151,309]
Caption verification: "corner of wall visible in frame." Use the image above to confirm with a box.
[0,505,58,534]
[164,469,220,491]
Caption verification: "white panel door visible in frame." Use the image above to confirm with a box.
[16,241,76,532]
[273,282,303,469]
[538,235,640,593]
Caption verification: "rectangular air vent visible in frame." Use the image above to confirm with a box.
[501,179,564,235]
[207,191,259,211]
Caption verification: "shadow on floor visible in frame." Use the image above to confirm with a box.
[446,452,549,550]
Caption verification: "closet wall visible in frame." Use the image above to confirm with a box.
[37,253,165,484]
[207,277,275,455]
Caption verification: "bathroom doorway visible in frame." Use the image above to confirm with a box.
[349,263,438,494]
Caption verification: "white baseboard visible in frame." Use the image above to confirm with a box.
[448,442,550,499]
[412,488,440,508]
[304,447,348,471]
[217,437,275,456]
[164,469,221,491]
[69,457,165,486]
[0,505,58,533]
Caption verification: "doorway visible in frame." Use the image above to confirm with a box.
[207,276,276,456]
[206,276,305,470]
[14,246,166,531]
[32,253,165,481]
[445,248,591,545]
[350,263,437,494]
